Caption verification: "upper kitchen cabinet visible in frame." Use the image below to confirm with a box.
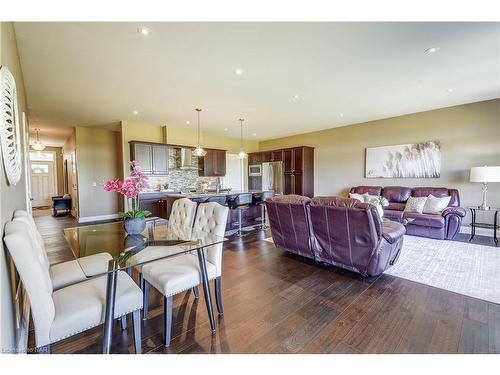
[198,148,226,176]
[130,141,169,175]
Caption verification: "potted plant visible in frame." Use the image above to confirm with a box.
[103,161,151,235]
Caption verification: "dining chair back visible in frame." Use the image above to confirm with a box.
[166,198,197,240]
[4,221,56,348]
[13,210,50,269]
[192,202,228,277]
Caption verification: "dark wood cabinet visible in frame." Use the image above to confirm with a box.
[139,195,170,219]
[130,141,169,176]
[247,146,314,197]
[271,150,283,162]
[198,148,226,177]
[282,146,313,196]
[248,153,261,164]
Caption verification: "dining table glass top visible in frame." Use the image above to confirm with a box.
[63,221,226,277]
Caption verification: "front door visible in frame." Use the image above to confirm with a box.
[30,159,56,207]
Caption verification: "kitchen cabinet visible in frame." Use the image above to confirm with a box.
[271,150,283,162]
[139,195,169,219]
[198,148,226,176]
[247,146,314,197]
[248,153,261,164]
[130,141,169,176]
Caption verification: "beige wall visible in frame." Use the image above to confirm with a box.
[75,127,121,219]
[260,99,500,224]
[0,22,29,352]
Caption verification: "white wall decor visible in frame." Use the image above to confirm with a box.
[0,66,23,185]
[366,140,441,178]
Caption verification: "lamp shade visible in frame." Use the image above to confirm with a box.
[470,166,500,183]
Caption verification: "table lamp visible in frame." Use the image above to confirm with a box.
[470,166,500,210]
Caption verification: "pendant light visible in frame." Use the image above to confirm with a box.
[192,108,207,157]
[238,118,247,159]
[32,128,46,151]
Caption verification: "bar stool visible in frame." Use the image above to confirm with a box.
[227,193,253,236]
[253,191,275,230]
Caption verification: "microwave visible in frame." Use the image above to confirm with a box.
[249,164,262,177]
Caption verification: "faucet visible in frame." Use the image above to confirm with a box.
[215,177,221,193]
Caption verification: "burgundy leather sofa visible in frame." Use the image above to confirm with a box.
[265,195,405,277]
[350,186,466,240]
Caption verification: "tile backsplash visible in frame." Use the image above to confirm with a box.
[145,149,218,192]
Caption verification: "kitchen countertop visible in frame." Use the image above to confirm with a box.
[139,190,272,198]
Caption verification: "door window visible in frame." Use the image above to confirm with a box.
[30,164,49,174]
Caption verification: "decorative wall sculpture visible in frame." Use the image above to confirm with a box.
[0,65,22,185]
[366,140,441,178]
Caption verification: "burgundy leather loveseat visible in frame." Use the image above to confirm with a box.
[350,186,466,240]
[265,195,405,277]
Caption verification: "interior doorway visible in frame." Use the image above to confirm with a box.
[29,150,57,208]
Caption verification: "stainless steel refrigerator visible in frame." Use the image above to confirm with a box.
[261,161,284,194]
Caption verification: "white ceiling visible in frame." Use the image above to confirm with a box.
[14,22,500,146]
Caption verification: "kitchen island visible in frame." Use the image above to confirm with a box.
[139,190,274,232]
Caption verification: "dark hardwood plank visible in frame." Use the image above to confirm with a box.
[30,212,500,354]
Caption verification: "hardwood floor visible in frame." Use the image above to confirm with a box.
[30,213,500,354]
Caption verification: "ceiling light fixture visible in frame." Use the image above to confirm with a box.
[32,128,46,151]
[138,27,151,36]
[186,121,190,125]
[424,47,439,55]
[252,133,257,137]
[339,113,344,118]
[224,127,228,131]
[293,94,300,99]
[133,110,139,115]
[235,68,243,75]
[447,88,454,93]
[238,118,248,159]
[192,108,207,157]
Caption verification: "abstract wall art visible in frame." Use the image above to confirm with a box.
[366,140,441,178]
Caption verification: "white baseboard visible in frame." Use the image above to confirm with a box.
[78,213,119,223]
[460,225,499,237]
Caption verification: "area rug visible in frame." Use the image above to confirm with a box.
[263,235,500,304]
[385,235,500,304]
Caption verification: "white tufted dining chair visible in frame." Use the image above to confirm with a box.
[141,202,228,347]
[13,210,112,290]
[4,220,143,354]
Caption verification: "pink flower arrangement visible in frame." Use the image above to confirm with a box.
[103,161,151,218]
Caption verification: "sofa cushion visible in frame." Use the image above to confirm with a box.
[404,196,428,213]
[383,209,404,219]
[381,220,406,244]
[350,186,382,195]
[423,194,451,214]
[386,202,406,211]
[382,186,412,203]
[404,212,445,228]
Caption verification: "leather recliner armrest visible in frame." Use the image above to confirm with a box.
[442,207,466,218]
[381,221,406,244]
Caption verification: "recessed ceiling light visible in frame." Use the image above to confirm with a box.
[133,110,139,115]
[138,27,151,36]
[224,127,228,131]
[293,94,300,99]
[424,47,439,55]
[186,121,190,125]
[447,88,454,93]
[252,133,257,137]
[235,68,243,75]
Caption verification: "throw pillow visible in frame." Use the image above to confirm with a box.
[349,193,365,202]
[423,194,451,214]
[404,196,428,214]
[362,193,380,203]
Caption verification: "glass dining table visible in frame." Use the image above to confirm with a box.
[63,221,226,354]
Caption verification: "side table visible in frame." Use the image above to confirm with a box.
[468,206,499,246]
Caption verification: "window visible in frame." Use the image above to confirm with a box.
[31,164,49,174]
[29,151,54,162]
